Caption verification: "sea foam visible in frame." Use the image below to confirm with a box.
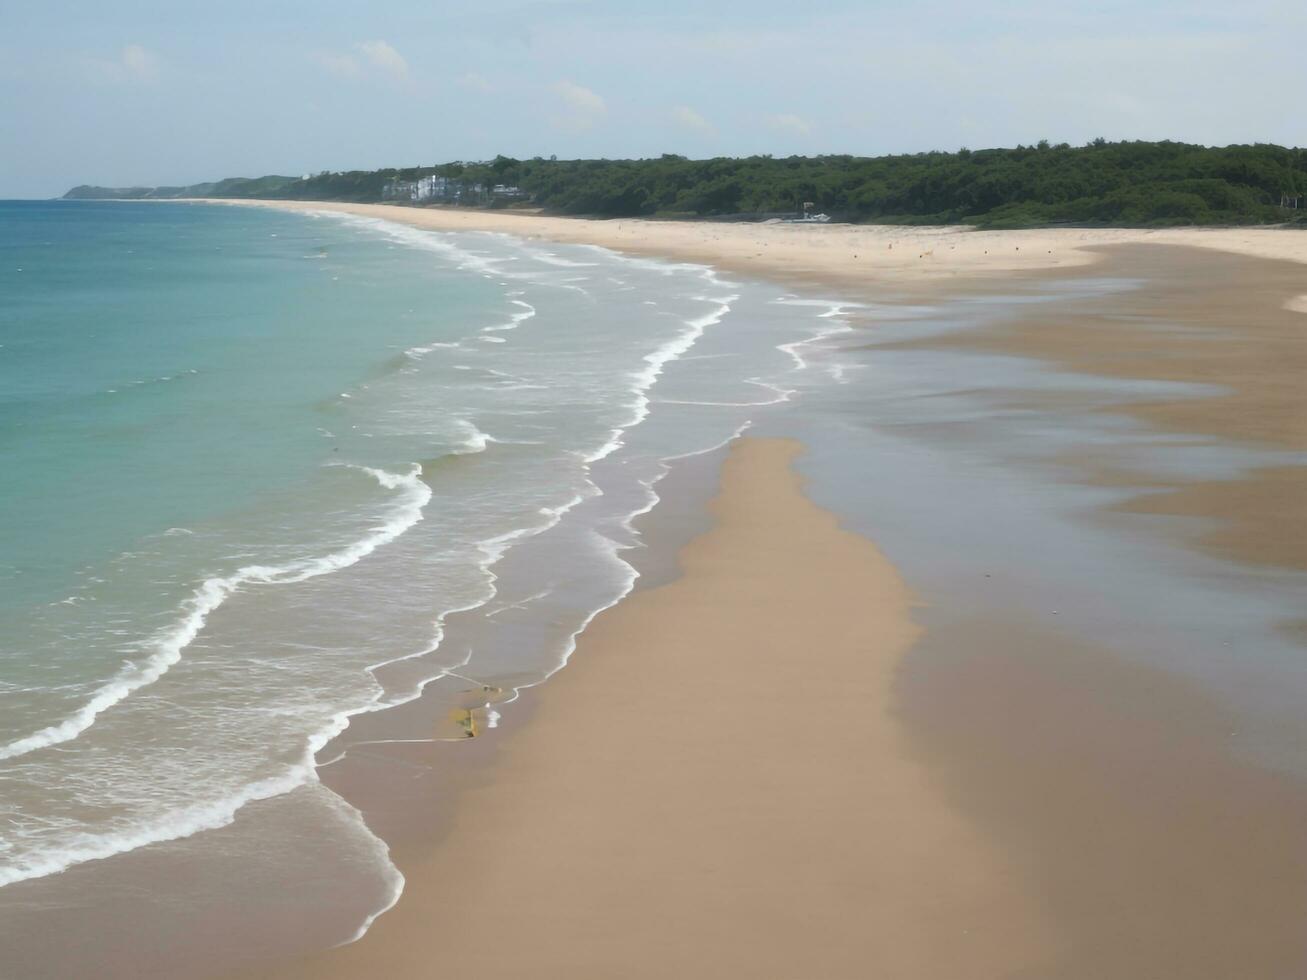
[0,465,431,763]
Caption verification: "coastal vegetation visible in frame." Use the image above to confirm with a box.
[64,140,1307,228]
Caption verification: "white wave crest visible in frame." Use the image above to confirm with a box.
[0,465,431,764]
[481,300,537,334]
[584,295,737,465]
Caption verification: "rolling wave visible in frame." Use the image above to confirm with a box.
[0,464,432,764]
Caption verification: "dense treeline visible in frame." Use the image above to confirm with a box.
[65,141,1307,227]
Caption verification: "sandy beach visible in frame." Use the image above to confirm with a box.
[887,243,1307,572]
[243,438,1055,979]
[10,0,1306,973]
[224,199,1306,576]
[211,201,1307,978]
[207,198,1307,293]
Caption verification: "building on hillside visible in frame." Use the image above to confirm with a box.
[382,179,418,201]
[416,175,451,201]
[382,176,501,205]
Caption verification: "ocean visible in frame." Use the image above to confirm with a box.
[0,200,853,975]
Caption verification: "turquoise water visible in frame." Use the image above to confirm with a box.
[0,201,496,612]
[5,202,1307,980]
[0,200,844,974]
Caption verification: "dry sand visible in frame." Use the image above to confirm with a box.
[201,198,1307,293]
[243,439,1054,980]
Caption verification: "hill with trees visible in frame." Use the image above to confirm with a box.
[64,141,1307,228]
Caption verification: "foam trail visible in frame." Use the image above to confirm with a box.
[450,418,758,752]
[325,483,591,720]
[584,295,737,465]
[0,762,314,888]
[311,287,739,748]
[520,248,599,268]
[0,691,363,888]
[404,341,461,359]
[451,419,494,454]
[482,301,537,334]
[0,465,432,763]
[0,215,839,938]
[304,211,507,278]
[776,303,856,371]
[658,378,796,408]
[485,588,554,619]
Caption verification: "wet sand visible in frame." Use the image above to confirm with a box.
[888,244,1307,572]
[242,439,1056,979]
[209,206,1307,575]
[215,203,1307,978]
[895,618,1307,980]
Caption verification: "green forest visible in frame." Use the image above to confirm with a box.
[65,140,1307,228]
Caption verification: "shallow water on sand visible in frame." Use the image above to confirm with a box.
[4,209,1305,979]
[778,265,1307,768]
[768,251,1307,978]
[0,202,849,978]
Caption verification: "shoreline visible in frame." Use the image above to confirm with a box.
[221,198,1307,978]
[242,437,1057,980]
[219,197,1306,577]
[194,198,1307,295]
[8,189,1307,977]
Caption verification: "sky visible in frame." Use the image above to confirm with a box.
[1,0,1304,197]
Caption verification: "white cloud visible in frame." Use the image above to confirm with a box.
[767,113,812,135]
[457,72,495,93]
[671,105,714,135]
[357,40,408,79]
[88,44,159,83]
[553,80,605,115]
[311,50,361,78]
[312,40,408,81]
[121,45,157,79]
[550,80,606,130]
